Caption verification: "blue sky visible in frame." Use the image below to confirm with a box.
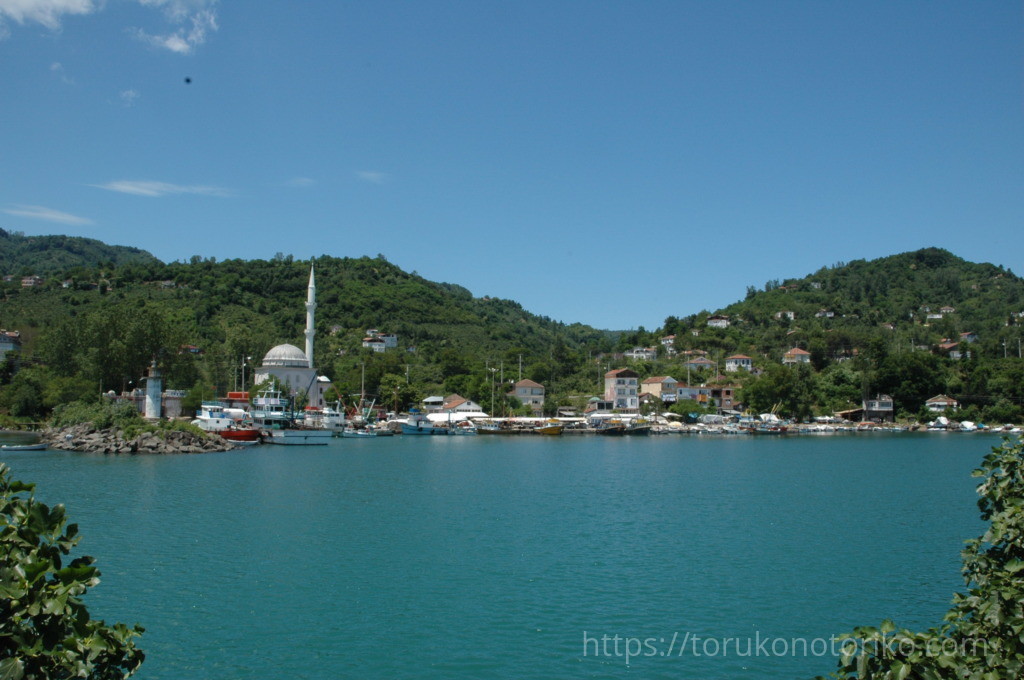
[1,1,1021,330]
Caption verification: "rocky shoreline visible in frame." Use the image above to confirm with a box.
[41,423,239,454]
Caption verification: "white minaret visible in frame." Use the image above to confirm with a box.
[304,263,316,369]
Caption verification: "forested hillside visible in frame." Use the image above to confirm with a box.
[0,229,161,274]
[1,242,1022,424]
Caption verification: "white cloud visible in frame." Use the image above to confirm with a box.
[50,61,74,84]
[119,89,139,106]
[93,180,231,197]
[356,171,389,185]
[3,203,94,226]
[131,1,217,54]
[0,0,218,54]
[0,0,96,31]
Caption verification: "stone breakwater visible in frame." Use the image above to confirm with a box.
[42,423,238,454]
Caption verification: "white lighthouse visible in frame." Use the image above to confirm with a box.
[144,359,162,419]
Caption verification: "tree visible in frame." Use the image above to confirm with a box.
[0,464,145,678]
[818,437,1024,679]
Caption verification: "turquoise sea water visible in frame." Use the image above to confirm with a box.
[1,432,1006,679]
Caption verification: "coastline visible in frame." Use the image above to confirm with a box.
[40,423,238,454]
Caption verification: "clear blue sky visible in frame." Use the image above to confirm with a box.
[2,1,1021,330]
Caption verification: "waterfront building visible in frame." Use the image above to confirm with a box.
[863,394,895,422]
[441,394,488,418]
[604,368,639,412]
[510,379,545,415]
[926,394,959,413]
[640,376,678,403]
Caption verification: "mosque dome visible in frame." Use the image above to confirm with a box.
[262,344,309,367]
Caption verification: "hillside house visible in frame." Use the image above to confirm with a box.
[0,330,22,357]
[625,346,658,361]
[724,355,753,372]
[706,315,730,329]
[782,348,811,365]
[363,329,397,351]
[774,310,796,321]
[937,341,962,360]
[660,335,677,355]
[682,356,716,372]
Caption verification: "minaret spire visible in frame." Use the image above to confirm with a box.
[305,262,316,369]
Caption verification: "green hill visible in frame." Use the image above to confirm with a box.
[0,229,161,275]
[0,240,1021,423]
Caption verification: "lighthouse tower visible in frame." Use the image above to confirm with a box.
[304,264,316,369]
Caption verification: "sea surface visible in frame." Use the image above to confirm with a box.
[0,432,1008,679]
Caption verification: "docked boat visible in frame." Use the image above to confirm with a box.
[400,411,449,435]
[449,420,478,435]
[192,402,261,443]
[302,404,347,432]
[533,420,564,435]
[341,426,376,438]
[0,443,47,451]
[476,419,519,434]
[251,388,332,445]
[624,419,652,435]
[595,419,627,435]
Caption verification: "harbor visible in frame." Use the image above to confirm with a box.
[0,432,1001,679]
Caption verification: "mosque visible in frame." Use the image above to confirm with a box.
[251,265,334,407]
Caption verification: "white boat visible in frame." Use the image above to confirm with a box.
[400,410,449,435]
[302,403,347,432]
[251,388,333,445]
[192,401,262,443]
[0,443,46,451]
[264,430,330,445]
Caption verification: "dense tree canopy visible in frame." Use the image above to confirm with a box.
[1,243,1023,422]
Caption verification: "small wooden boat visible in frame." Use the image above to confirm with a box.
[1,443,47,451]
[533,420,563,435]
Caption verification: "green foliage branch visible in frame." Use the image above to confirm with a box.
[817,437,1024,679]
[0,464,144,679]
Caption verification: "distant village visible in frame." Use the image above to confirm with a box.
[2,270,1017,426]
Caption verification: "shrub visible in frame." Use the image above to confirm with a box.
[0,464,145,678]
